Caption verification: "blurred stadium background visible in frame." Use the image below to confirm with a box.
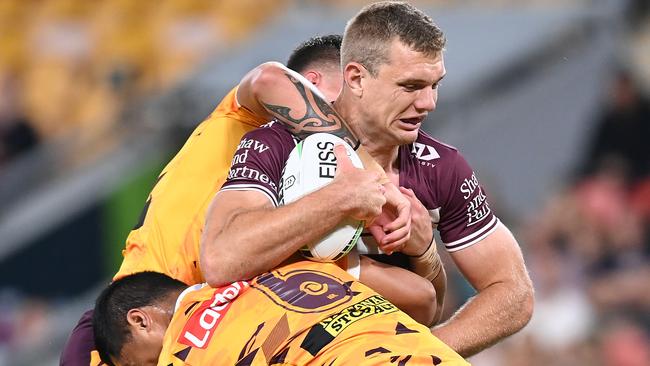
[0,0,649,365]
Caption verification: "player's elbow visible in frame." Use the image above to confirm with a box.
[249,62,287,98]
[405,280,439,327]
[521,281,535,327]
[201,253,240,288]
[200,239,239,288]
[512,275,535,332]
[200,253,223,288]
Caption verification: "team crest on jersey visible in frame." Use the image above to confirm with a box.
[252,268,353,314]
[411,142,440,162]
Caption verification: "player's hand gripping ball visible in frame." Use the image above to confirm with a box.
[281,133,364,262]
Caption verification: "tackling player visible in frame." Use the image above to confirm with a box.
[92,262,468,366]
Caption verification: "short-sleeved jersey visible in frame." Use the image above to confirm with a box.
[115,87,265,284]
[220,123,499,257]
[158,260,469,365]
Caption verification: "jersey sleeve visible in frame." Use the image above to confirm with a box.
[219,124,294,206]
[58,309,102,366]
[437,152,499,252]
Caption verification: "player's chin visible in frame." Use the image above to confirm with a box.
[395,130,419,145]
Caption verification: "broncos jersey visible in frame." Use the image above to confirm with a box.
[158,260,469,366]
[115,86,264,284]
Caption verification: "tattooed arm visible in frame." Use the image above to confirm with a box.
[235,62,412,254]
[236,62,386,181]
[237,62,359,147]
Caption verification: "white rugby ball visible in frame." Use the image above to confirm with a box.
[281,133,364,262]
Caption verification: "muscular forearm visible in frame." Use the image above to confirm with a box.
[202,187,348,287]
[431,266,446,324]
[431,279,533,357]
[408,240,445,325]
[359,256,438,326]
[241,62,388,183]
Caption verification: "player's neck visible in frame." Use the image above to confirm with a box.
[364,142,399,174]
[334,91,361,140]
[335,94,399,173]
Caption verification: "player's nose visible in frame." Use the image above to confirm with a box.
[414,87,436,112]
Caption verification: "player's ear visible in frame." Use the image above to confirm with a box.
[127,308,152,331]
[343,62,364,98]
[302,70,321,86]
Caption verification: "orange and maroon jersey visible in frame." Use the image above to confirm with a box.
[114,86,265,284]
[158,261,469,366]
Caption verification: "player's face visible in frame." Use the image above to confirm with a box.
[359,40,445,146]
[116,333,164,366]
[114,308,168,366]
[318,69,343,102]
[304,67,343,102]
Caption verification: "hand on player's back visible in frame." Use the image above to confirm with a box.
[330,144,386,222]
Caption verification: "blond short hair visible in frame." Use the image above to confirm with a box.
[341,1,446,76]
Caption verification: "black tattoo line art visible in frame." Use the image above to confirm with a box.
[262,72,360,149]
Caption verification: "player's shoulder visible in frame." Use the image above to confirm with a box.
[234,121,297,166]
[242,120,294,143]
[204,86,266,128]
[205,86,240,120]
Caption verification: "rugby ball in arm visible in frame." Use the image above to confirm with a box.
[281,133,364,262]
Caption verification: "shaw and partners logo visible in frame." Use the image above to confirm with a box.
[460,172,492,227]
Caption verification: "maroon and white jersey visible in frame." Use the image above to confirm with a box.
[394,131,499,252]
[220,121,297,207]
[220,122,499,253]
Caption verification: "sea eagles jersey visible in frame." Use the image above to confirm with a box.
[157,261,469,365]
[115,86,265,284]
[220,122,499,255]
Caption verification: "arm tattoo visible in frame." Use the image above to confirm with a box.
[261,72,360,149]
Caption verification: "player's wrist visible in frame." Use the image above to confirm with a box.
[408,238,442,282]
[405,236,434,257]
[318,182,357,218]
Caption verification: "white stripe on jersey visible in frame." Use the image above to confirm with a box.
[219,184,279,207]
[444,217,500,252]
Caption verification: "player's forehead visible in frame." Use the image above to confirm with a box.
[381,40,445,83]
